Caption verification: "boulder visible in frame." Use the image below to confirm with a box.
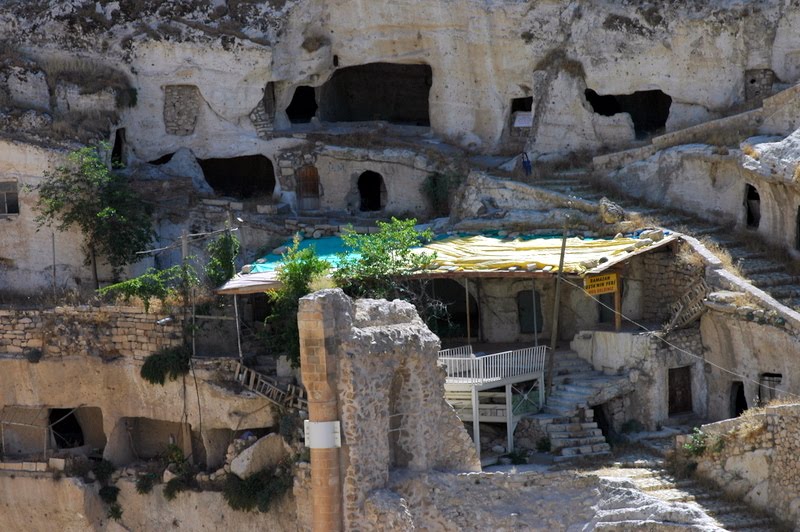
[230,433,291,479]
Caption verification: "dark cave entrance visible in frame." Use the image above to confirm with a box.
[357,171,386,211]
[319,63,432,126]
[49,409,84,449]
[286,86,318,124]
[426,279,480,339]
[198,155,276,199]
[112,128,126,167]
[745,184,761,228]
[731,381,748,417]
[584,88,672,139]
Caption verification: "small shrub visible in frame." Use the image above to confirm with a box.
[507,449,528,465]
[710,435,725,454]
[25,348,43,364]
[222,463,293,512]
[140,345,191,385]
[99,485,120,504]
[535,437,551,453]
[65,457,92,479]
[107,502,123,521]
[99,264,197,313]
[665,449,698,480]
[278,411,301,444]
[206,232,240,288]
[420,171,465,216]
[163,476,192,501]
[136,472,158,494]
[742,143,760,160]
[93,459,115,484]
[683,427,707,457]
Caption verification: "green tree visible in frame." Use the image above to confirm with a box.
[34,143,153,287]
[206,231,240,288]
[332,217,435,299]
[265,238,330,367]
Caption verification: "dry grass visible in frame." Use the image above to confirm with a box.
[793,163,800,183]
[697,236,743,276]
[741,143,760,160]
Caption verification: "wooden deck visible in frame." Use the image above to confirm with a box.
[437,344,547,457]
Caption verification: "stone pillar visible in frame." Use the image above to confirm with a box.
[298,291,346,532]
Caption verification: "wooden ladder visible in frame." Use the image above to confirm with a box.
[233,362,307,411]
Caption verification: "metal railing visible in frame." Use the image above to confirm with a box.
[437,345,547,385]
[437,345,474,358]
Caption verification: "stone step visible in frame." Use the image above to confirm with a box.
[738,258,785,275]
[550,436,607,449]
[727,247,768,260]
[548,428,604,440]
[688,225,724,236]
[634,478,695,492]
[559,442,611,456]
[550,388,594,400]
[749,272,800,288]
[547,398,587,410]
[713,516,775,530]
[767,285,800,299]
[553,449,611,462]
[547,421,599,430]
[543,405,576,416]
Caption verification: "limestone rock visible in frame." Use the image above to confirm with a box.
[160,148,214,195]
[230,433,291,479]
[599,197,625,224]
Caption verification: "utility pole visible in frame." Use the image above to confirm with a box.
[545,226,568,397]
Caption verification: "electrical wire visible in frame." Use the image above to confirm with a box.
[560,277,800,400]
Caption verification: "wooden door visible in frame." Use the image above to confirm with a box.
[668,366,693,415]
[297,166,320,211]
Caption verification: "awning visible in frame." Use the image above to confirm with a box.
[216,232,676,295]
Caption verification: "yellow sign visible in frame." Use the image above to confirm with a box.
[584,273,618,296]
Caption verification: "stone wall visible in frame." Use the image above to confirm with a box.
[686,403,800,527]
[641,244,703,324]
[298,290,480,531]
[571,328,707,430]
[163,84,202,136]
[0,305,182,360]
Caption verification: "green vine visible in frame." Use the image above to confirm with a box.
[420,171,465,216]
[206,232,240,288]
[222,460,293,512]
[98,264,198,313]
[140,345,192,385]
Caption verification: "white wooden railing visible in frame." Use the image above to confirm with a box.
[437,346,547,385]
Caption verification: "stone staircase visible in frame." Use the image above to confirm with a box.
[532,351,633,461]
[595,451,778,531]
[530,171,800,314]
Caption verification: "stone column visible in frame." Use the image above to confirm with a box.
[298,291,346,532]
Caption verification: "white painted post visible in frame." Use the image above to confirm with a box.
[505,383,513,452]
[471,386,481,457]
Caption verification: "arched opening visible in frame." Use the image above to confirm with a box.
[585,88,672,139]
[745,184,761,228]
[516,290,543,334]
[357,171,387,212]
[111,128,126,168]
[297,165,321,211]
[198,155,276,199]
[426,279,480,339]
[730,381,748,417]
[319,63,432,126]
[286,86,318,124]
[49,409,84,449]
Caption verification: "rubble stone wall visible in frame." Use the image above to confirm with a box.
[687,403,800,527]
[641,245,703,324]
[298,290,480,531]
[0,306,182,359]
[163,84,202,136]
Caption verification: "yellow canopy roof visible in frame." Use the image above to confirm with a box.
[422,234,659,275]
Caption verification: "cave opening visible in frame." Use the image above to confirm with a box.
[49,409,84,449]
[111,128,126,167]
[198,155,275,199]
[745,184,761,228]
[286,86,318,124]
[319,63,432,126]
[584,88,672,139]
[357,170,386,211]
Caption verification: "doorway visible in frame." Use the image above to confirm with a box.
[745,184,761,228]
[357,171,386,211]
[297,165,321,211]
[730,381,748,417]
[668,366,693,416]
[49,409,85,449]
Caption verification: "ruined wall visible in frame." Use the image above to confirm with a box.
[298,290,480,531]
[687,403,800,527]
[641,242,704,324]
